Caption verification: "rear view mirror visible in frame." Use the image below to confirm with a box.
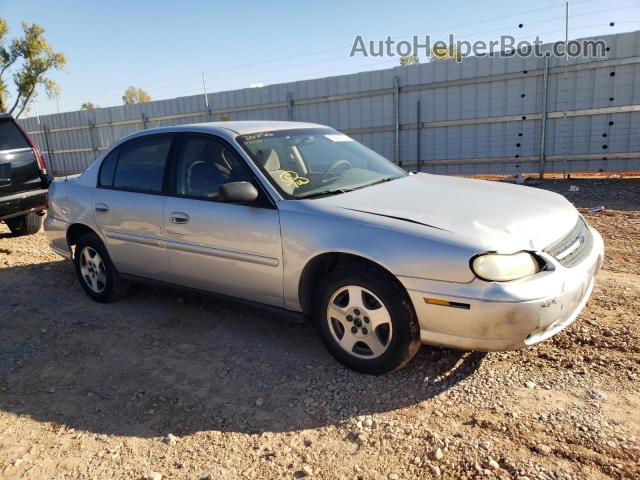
[218,181,259,204]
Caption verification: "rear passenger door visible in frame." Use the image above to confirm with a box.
[93,134,173,280]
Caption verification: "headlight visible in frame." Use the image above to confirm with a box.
[471,252,540,282]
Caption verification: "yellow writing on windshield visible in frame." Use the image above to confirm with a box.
[280,171,310,188]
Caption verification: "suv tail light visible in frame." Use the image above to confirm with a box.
[12,119,52,188]
[13,120,47,173]
[33,145,47,174]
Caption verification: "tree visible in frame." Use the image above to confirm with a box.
[0,19,66,118]
[430,43,464,62]
[399,55,420,66]
[122,86,151,104]
[81,102,97,110]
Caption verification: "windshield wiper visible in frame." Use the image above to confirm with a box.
[351,176,394,190]
[297,177,396,199]
[298,187,353,199]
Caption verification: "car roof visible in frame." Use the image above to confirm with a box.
[134,120,329,137]
[202,120,327,134]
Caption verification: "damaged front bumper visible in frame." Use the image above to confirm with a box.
[399,226,604,351]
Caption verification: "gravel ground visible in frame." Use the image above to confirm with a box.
[0,178,638,480]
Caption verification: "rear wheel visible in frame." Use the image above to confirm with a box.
[314,264,421,375]
[74,233,130,302]
[6,212,43,236]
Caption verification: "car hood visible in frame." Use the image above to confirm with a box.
[314,173,578,252]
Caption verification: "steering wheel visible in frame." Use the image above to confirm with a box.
[322,159,352,183]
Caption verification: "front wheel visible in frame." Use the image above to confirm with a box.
[315,264,421,375]
[5,212,43,236]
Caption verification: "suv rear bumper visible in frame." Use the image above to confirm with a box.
[0,189,48,221]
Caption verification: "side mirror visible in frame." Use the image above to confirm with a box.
[218,181,259,204]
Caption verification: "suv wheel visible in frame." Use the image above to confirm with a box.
[6,212,43,236]
[315,264,421,375]
[74,233,130,302]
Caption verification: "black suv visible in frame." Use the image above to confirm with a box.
[0,113,52,235]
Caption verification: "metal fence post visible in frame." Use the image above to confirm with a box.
[287,93,293,121]
[43,126,55,174]
[58,133,69,176]
[88,121,98,160]
[538,55,550,180]
[202,72,209,110]
[393,77,400,165]
[416,100,422,172]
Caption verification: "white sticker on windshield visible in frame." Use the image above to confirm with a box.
[325,134,353,142]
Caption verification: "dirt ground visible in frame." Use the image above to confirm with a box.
[0,178,638,480]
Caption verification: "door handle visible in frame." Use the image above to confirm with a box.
[95,203,109,214]
[169,212,190,224]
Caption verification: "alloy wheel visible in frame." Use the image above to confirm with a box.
[326,285,393,359]
[79,246,107,293]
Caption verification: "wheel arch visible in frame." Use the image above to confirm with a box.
[65,223,115,262]
[298,251,411,317]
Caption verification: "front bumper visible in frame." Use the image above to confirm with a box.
[399,226,604,351]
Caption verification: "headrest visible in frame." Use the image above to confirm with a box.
[255,148,280,171]
[188,161,225,197]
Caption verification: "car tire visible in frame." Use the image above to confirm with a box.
[74,232,130,303]
[6,212,43,236]
[314,263,421,375]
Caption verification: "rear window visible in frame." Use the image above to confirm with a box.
[112,135,172,193]
[98,148,119,187]
[0,120,30,150]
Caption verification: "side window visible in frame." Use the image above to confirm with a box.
[113,135,172,193]
[98,148,118,187]
[175,135,254,200]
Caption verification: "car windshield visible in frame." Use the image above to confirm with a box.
[236,128,406,199]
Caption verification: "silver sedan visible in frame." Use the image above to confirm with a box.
[45,121,604,374]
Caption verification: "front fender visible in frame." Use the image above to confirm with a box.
[279,203,478,311]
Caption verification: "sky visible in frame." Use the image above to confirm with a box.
[1,0,639,117]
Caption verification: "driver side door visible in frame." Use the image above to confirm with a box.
[163,133,283,307]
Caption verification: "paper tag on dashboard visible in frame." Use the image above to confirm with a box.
[325,134,353,142]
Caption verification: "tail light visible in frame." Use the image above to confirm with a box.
[12,119,52,190]
[23,130,47,174]
[33,145,48,174]
[14,121,47,174]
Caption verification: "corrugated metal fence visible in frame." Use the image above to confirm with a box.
[19,30,640,176]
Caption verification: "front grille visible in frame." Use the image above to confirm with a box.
[544,217,593,268]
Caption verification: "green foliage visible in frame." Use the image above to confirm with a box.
[122,86,151,104]
[400,55,420,66]
[0,18,66,118]
[81,102,97,110]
